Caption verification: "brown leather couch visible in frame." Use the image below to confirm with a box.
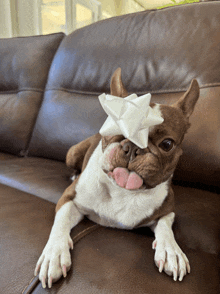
[0,2,219,294]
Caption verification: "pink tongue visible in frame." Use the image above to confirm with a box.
[112,167,143,190]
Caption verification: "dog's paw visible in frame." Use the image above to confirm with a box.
[34,234,73,288]
[152,236,190,281]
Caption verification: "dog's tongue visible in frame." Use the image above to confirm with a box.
[111,167,143,190]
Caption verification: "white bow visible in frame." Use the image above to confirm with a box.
[98,93,164,149]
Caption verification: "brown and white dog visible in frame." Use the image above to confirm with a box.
[34,68,200,288]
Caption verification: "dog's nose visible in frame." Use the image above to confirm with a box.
[122,141,139,161]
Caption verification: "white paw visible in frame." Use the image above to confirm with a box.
[152,236,190,281]
[34,234,73,288]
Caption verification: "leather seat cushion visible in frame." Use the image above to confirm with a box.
[0,184,55,294]
[1,183,219,294]
[0,155,72,203]
[32,229,219,294]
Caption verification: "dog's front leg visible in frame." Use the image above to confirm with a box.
[34,181,83,288]
[151,212,190,281]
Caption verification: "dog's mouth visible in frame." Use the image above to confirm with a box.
[103,167,145,190]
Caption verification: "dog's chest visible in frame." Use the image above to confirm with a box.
[74,142,168,229]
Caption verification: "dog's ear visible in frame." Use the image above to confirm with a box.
[110,68,128,98]
[173,79,200,118]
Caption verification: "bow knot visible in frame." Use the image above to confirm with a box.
[98,93,164,148]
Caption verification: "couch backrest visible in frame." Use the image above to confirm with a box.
[28,2,220,188]
[0,33,65,156]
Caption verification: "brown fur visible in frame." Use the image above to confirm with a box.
[110,68,128,98]
[66,133,101,173]
[56,177,79,213]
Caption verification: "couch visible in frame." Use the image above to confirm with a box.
[0,2,219,293]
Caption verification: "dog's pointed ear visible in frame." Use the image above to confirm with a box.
[173,79,200,118]
[110,68,128,98]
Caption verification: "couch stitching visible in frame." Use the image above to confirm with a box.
[72,224,100,243]
[21,276,39,294]
[44,82,220,96]
[2,82,219,96]
[0,88,44,95]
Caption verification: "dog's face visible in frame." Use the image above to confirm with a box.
[100,68,200,189]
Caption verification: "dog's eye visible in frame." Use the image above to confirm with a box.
[159,139,174,152]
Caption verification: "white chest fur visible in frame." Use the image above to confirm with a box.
[74,141,169,230]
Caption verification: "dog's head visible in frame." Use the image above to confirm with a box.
[101,68,200,190]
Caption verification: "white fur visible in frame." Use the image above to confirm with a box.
[149,104,163,134]
[152,103,162,117]
[152,212,190,281]
[35,202,83,288]
[74,141,169,229]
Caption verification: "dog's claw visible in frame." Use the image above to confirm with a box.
[173,268,177,281]
[152,240,157,250]
[62,265,67,278]
[186,262,191,274]
[34,264,40,276]
[48,276,53,288]
[68,238,74,250]
[179,269,185,282]
[158,260,164,273]
[42,276,46,289]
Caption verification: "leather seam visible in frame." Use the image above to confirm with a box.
[44,82,220,96]
[0,88,44,95]
[72,224,100,243]
[21,276,39,294]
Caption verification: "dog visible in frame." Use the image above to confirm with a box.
[34,68,200,288]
